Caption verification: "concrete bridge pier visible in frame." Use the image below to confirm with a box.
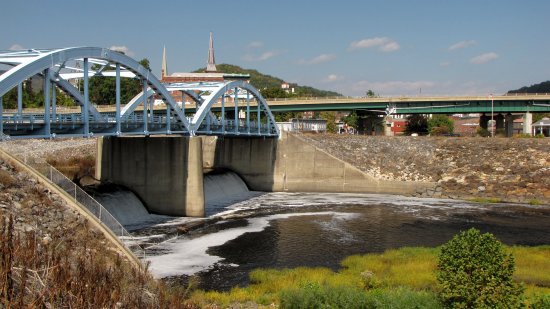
[523,112,533,135]
[479,114,489,131]
[495,113,505,135]
[505,113,515,137]
[96,136,205,217]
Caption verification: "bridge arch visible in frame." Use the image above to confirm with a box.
[0,47,190,137]
[189,80,279,136]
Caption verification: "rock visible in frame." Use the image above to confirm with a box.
[478,186,486,192]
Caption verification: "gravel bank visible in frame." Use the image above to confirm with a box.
[304,134,550,204]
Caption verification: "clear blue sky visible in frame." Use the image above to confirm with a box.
[2,0,549,96]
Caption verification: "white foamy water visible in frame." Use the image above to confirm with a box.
[145,211,356,278]
[95,190,174,230]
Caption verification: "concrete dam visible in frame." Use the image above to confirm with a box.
[96,133,435,217]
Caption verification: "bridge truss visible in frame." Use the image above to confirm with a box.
[0,47,279,139]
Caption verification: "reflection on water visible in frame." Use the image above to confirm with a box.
[143,193,550,291]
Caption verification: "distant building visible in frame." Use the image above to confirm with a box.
[159,33,249,105]
[281,82,294,94]
[532,117,550,136]
[386,117,407,135]
[277,118,327,133]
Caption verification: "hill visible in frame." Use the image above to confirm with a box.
[194,64,342,98]
[508,80,550,93]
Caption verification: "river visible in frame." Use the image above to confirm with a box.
[134,191,550,291]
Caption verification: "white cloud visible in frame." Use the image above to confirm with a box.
[243,50,280,62]
[348,37,400,52]
[247,41,264,49]
[352,80,436,95]
[440,61,451,67]
[470,52,499,64]
[9,44,24,50]
[109,45,134,57]
[448,40,476,51]
[323,74,344,83]
[299,54,336,65]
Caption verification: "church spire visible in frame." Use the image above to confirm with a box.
[161,45,168,78]
[206,32,217,72]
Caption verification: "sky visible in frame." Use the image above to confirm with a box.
[2,0,550,97]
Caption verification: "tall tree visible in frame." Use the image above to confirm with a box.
[404,114,429,135]
[319,111,337,133]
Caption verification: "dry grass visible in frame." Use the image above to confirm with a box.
[0,212,199,308]
[0,157,199,308]
[46,154,96,185]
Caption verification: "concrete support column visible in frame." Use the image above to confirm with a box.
[479,114,489,130]
[495,113,505,135]
[185,137,205,217]
[505,113,514,137]
[523,112,532,135]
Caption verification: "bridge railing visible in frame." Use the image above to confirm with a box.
[23,157,146,259]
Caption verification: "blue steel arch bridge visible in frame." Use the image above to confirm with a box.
[0,47,280,140]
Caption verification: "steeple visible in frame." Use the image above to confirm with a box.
[161,45,168,78]
[206,32,217,72]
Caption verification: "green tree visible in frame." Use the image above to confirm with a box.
[533,113,550,123]
[319,111,337,133]
[84,58,151,105]
[404,114,429,135]
[366,89,376,97]
[273,111,301,122]
[428,114,454,135]
[342,111,359,129]
[260,87,288,99]
[437,228,524,308]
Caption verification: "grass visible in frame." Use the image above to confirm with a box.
[190,246,550,308]
[468,197,502,203]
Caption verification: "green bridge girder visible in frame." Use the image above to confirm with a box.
[263,96,550,114]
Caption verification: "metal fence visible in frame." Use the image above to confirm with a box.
[25,158,145,258]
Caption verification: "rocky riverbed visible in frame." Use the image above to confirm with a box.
[304,134,550,204]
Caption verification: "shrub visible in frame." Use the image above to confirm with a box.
[279,282,371,309]
[436,228,524,308]
[476,127,490,137]
[530,294,550,309]
[430,126,450,136]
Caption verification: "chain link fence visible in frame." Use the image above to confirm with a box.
[24,157,146,259]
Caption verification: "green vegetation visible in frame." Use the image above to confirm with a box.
[190,245,550,308]
[468,197,502,203]
[404,114,429,135]
[319,111,337,133]
[342,111,359,130]
[437,228,524,308]
[1,86,75,110]
[509,80,550,94]
[428,114,454,136]
[84,58,151,105]
[194,64,342,98]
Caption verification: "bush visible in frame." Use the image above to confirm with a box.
[530,294,550,309]
[476,127,490,137]
[436,228,524,308]
[280,282,371,309]
[430,126,450,136]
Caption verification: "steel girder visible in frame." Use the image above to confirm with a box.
[0,47,191,135]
